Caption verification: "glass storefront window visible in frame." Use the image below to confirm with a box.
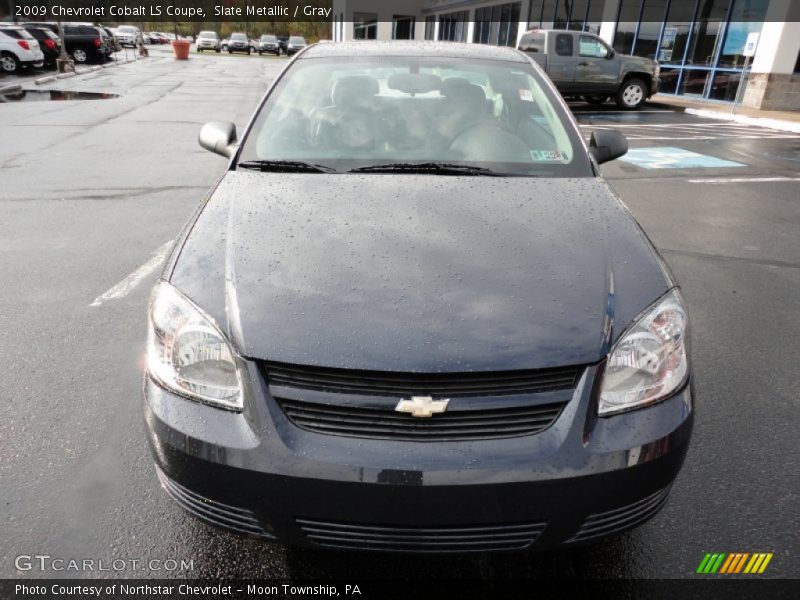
[439,11,468,42]
[353,13,377,40]
[614,0,642,55]
[717,0,768,68]
[658,67,680,94]
[392,16,415,40]
[424,16,435,41]
[567,0,590,30]
[685,0,731,66]
[634,0,668,60]
[679,69,711,95]
[708,70,742,101]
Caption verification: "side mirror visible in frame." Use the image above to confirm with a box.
[589,130,628,164]
[199,121,238,158]
[607,49,615,59]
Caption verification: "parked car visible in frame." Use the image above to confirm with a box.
[22,25,60,69]
[286,35,306,56]
[258,34,280,55]
[196,30,220,53]
[115,25,141,48]
[144,41,692,553]
[277,35,288,54]
[102,27,122,52]
[0,25,44,73]
[227,32,250,55]
[63,24,111,63]
[20,21,59,35]
[517,29,659,109]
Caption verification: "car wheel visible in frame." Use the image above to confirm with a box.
[72,48,88,63]
[585,95,609,105]
[1,52,20,73]
[616,79,647,110]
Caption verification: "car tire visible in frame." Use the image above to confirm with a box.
[72,48,88,63]
[616,79,647,110]
[585,95,609,105]
[1,52,20,74]
[215,48,220,53]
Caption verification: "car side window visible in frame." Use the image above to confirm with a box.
[519,33,545,54]
[555,34,573,57]
[579,35,609,58]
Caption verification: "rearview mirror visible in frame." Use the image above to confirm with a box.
[199,121,238,158]
[589,130,628,164]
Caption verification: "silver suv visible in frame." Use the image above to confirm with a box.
[0,25,44,73]
[196,31,220,53]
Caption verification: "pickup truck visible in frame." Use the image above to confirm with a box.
[517,29,659,110]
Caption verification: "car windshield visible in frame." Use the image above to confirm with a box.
[262,35,276,41]
[118,26,135,33]
[232,33,247,40]
[239,56,591,177]
[289,37,305,44]
[199,32,216,38]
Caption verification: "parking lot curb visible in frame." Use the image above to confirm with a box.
[0,83,23,94]
[56,71,77,80]
[685,108,800,134]
[34,75,57,85]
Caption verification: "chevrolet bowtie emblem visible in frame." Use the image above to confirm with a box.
[395,396,450,418]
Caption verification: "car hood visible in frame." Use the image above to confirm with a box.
[169,171,671,372]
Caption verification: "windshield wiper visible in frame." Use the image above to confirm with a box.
[238,160,337,173]
[349,162,501,176]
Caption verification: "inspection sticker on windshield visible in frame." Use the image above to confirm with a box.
[531,150,565,162]
[519,88,534,102]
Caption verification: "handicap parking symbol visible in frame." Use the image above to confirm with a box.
[619,147,745,169]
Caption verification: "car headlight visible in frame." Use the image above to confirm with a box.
[146,281,243,410]
[599,289,688,416]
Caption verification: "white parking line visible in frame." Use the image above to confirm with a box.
[687,177,800,184]
[90,241,173,307]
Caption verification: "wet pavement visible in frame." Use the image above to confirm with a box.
[1,46,798,579]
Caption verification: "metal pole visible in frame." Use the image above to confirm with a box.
[732,54,750,116]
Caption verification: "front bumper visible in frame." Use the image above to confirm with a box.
[144,363,693,552]
[650,77,660,96]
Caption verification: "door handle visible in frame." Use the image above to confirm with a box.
[578,61,590,66]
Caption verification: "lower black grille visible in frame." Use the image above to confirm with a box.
[569,486,672,543]
[296,518,546,552]
[278,398,566,441]
[156,467,273,539]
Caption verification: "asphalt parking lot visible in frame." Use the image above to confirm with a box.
[1,46,798,579]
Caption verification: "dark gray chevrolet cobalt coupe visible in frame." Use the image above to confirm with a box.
[144,41,692,552]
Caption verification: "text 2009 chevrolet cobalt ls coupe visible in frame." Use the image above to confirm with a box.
[144,42,692,552]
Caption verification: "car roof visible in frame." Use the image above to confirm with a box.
[302,41,528,62]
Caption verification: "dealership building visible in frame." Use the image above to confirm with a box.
[330,0,800,111]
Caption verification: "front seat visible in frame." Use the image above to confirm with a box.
[309,75,380,151]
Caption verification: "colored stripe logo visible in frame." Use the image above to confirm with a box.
[697,552,773,574]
